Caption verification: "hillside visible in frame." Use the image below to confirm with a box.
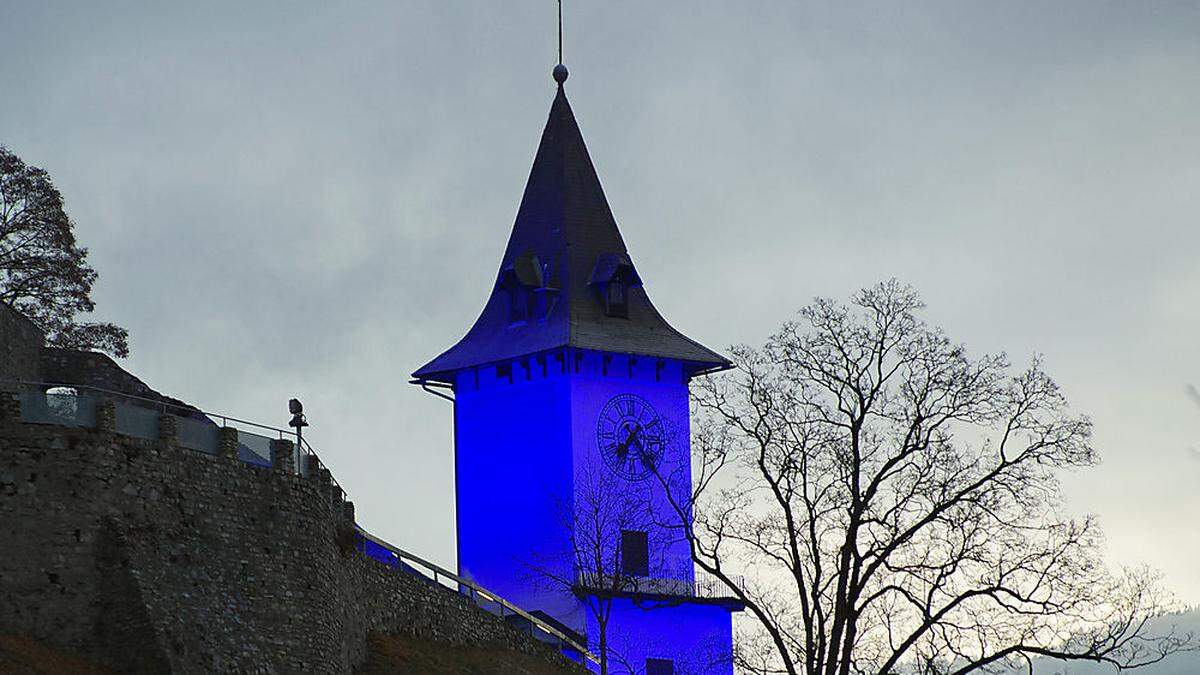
[0,634,582,675]
[0,636,114,675]
[1028,608,1200,675]
[357,634,584,675]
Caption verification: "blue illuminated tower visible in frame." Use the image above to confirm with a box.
[413,66,740,674]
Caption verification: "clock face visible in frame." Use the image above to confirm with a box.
[597,394,665,481]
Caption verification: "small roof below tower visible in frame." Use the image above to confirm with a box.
[413,72,730,384]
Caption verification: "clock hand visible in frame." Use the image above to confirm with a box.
[614,424,643,461]
[625,424,643,457]
[628,425,659,469]
[614,433,630,460]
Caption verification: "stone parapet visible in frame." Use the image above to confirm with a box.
[217,427,239,460]
[0,392,20,425]
[0,301,44,382]
[317,468,333,504]
[96,399,117,433]
[157,415,177,446]
[303,454,322,479]
[270,438,296,474]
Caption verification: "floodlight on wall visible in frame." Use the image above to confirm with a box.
[288,399,308,430]
[288,398,308,456]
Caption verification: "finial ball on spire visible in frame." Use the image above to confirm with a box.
[553,63,569,84]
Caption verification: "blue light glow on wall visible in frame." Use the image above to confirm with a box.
[448,348,737,673]
[586,598,735,675]
[454,357,582,627]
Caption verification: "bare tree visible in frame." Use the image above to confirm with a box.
[526,464,663,675]
[653,280,1193,675]
[0,145,128,357]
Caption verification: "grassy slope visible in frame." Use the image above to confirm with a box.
[356,633,586,675]
[0,636,115,675]
[0,633,583,675]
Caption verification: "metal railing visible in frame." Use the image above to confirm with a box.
[573,569,744,602]
[354,527,598,666]
[2,379,342,494]
[694,571,745,601]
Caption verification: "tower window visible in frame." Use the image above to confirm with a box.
[589,253,641,319]
[646,658,674,675]
[507,285,533,325]
[500,250,543,326]
[605,280,628,318]
[620,530,649,577]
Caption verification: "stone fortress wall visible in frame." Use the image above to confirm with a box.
[0,301,42,384]
[0,305,582,673]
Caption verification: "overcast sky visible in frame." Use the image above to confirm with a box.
[2,2,1197,604]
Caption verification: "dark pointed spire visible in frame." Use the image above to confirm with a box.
[413,85,730,383]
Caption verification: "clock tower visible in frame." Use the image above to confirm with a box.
[413,65,740,674]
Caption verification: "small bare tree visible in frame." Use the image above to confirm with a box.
[526,464,663,675]
[653,280,1193,675]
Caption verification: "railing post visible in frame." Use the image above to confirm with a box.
[217,427,239,460]
[269,438,296,474]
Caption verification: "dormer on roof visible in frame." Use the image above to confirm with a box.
[588,253,641,319]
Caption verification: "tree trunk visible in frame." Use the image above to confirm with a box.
[598,622,608,675]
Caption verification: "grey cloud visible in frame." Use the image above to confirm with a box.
[2,1,1197,602]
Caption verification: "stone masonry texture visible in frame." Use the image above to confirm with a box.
[0,412,585,674]
[0,302,43,387]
